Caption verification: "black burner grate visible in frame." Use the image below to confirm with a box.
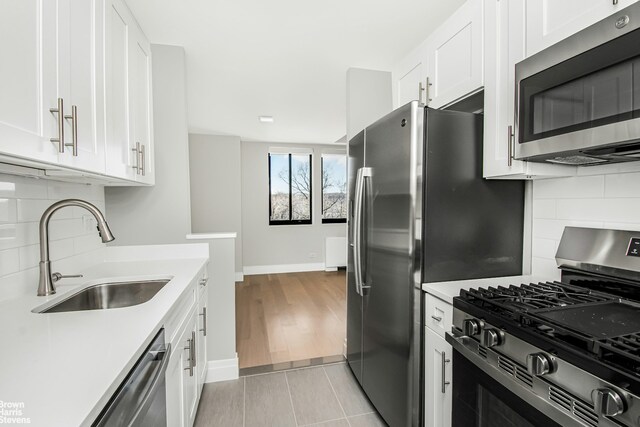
[460,281,611,314]
[459,281,640,382]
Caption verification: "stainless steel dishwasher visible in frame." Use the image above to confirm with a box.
[93,329,171,427]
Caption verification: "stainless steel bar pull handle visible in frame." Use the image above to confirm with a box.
[184,336,194,376]
[431,315,443,322]
[131,142,141,174]
[64,105,78,156]
[353,167,372,296]
[50,98,65,152]
[507,125,514,167]
[441,351,451,394]
[191,331,197,370]
[140,144,146,176]
[426,77,433,103]
[419,81,425,105]
[353,168,365,296]
[200,307,207,336]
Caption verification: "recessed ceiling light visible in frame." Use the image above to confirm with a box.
[258,116,274,123]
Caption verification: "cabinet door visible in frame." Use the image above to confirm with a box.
[129,26,155,184]
[525,0,639,57]
[393,41,427,109]
[197,288,208,394]
[58,0,106,173]
[426,0,483,109]
[0,0,60,163]
[483,0,575,179]
[183,313,199,427]
[104,0,136,180]
[424,328,452,427]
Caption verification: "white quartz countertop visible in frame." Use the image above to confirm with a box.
[422,275,549,304]
[0,245,208,427]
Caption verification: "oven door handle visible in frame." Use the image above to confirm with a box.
[127,343,172,427]
[445,332,589,427]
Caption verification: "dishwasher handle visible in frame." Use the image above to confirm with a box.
[127,343,171,427]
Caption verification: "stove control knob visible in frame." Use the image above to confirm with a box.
[526,353,554,376]
[462,319,482,336]
[592,388,626,418]
[481,328,503,348]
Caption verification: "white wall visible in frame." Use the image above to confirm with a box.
[188,134,243,275]
[531,171,640,279]
[241,141,347,273]
[346,68,392,142]
[105,45,192,244]
[0,174,105,301]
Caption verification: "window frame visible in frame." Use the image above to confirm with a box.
[268,153,313,226]
[320,154,347,224]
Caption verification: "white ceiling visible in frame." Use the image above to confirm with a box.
[126,0,465,143]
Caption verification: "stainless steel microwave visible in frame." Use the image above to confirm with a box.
[515,2,640,165]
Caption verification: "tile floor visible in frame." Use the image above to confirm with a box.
[194,362,387,427]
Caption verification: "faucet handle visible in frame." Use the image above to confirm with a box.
[51,272,84,283]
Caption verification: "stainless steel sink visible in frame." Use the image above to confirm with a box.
[38,279,171,313]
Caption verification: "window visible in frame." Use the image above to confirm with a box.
[269,153,312,225]
[321,153,347,223]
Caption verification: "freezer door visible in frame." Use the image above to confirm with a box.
[361,102,424,427]
[347,130,365,384]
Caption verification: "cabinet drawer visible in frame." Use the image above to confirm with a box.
[425,294,453,339]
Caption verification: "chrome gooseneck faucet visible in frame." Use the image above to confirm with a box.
[38,199,115,296]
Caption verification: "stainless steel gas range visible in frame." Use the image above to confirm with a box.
[447,227,640,427]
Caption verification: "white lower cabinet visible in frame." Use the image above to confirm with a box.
[165,269,208,427]
[424,327,453,427]
[197,285,208,396]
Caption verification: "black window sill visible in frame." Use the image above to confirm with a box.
[322,218,347,224]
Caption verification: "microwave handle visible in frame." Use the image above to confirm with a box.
[508,125,514,167]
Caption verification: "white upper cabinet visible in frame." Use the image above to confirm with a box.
[483,0,575,179]
[392,41,428,109]
[104,0,154,184]
[0,0,153,185]
[105,0,136,181]
[526,0,639,57]
[57,0,106,173]
[0,0,60,164]
[130,26,155,185]
[425,0,484,109]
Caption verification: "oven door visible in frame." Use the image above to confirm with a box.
[447,333,594,427]
[452,348,561,427]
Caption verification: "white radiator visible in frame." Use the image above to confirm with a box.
[325,237,347,270]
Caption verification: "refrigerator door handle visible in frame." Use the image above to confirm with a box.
[353,167,372,296]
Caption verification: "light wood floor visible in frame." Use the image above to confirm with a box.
[236,270,347,369]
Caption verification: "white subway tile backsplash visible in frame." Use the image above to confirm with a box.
[531,172,640,277]
[532,199,556,219]
[532,218,603,240]
[0,248,20,276]
[531,257,561,280]
[0,173,106,294]
[557,198,640,223]
[0,198,17,223]
[532,238,558,259]
[604,172,640,198]
[533,175,604,199]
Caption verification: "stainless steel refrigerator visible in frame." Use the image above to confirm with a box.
[347,102,525,427]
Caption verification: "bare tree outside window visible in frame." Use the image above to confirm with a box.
[269,153,312,225]
[321,154,347,223]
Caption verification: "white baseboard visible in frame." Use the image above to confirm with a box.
[235,272,244,282]
[243,262,326,276]
[205,355,239,383]
[324,267,338,272]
